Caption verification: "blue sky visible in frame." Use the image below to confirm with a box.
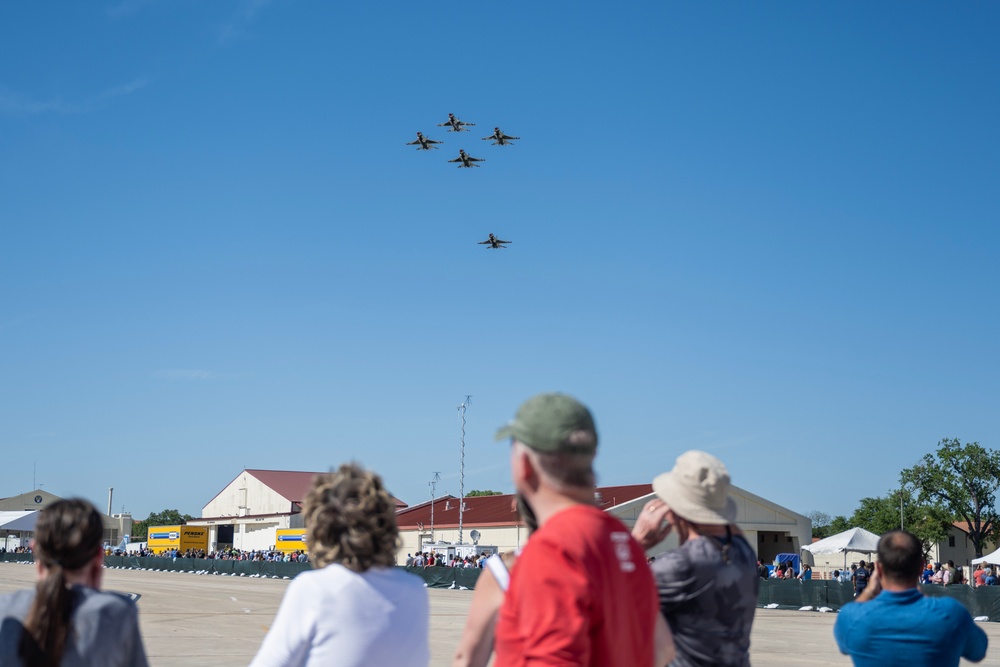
[2,1,998,522]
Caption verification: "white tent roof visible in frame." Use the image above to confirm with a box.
[801,527,880,555]
[971,548,1000,565]
[0,511,38,532]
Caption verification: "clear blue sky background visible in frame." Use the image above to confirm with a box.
[2,1,997,522]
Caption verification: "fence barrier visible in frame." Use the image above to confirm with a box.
[759,579,1000,621]
[2,554,998,621]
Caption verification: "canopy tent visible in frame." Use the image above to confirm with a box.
[971,548,1000,566]
[800,527,880,570]
[0,511,38,533]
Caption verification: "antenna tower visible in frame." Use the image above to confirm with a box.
[429,472,441,543]
[457,395,472,544]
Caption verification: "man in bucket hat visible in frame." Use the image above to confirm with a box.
[632,450,758,667]
[492,393,672,667]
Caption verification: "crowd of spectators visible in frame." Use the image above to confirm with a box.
[102,545,309,562]
[0,546,32,555]
[405,552,492,568]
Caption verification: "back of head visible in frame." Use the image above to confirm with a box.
[304,463,399,572]
[496,393,598,491]
[877,530,923,585]
[21,499,104,667]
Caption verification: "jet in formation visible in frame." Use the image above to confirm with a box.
[406,132,442,150]
[482,127,519,146]
[449,150,485,168]
[478,233,511,249]
[438,113,475,133]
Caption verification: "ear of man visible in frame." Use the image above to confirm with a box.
[512,442,541,493]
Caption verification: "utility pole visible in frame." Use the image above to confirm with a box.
[429,472,441,543]
[457,395,472,544]
[900,490,905,531]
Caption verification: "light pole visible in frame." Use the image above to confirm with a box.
[457,395,472,545]
[429,472,441,543]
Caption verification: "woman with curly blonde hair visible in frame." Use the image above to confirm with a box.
[250,463,429,667]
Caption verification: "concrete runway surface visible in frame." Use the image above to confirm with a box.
[2,563,999,666]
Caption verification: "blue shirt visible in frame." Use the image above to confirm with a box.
[834,588,987,667]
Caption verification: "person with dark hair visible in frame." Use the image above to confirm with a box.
[834,530,987,666]
[852,559,870,596]
[249,463,428,667]
[492,393,672,667]
[0,498,149,666]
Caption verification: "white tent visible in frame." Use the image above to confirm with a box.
[801,527,880,570]
[971,548,1000,566]
[0,511,38,532]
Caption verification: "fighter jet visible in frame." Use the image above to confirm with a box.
[478,233,511,249]
[482,127,519,146]
[406,132,442,150]
[449,150,485,168]
[438,113,475,133]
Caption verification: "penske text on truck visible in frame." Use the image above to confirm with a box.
[146,525,208,554]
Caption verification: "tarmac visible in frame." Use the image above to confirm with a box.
[2,562,999,666]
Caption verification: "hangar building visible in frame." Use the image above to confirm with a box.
[188,469,407,553]
[395,483,810,564]
[0,489,131,551]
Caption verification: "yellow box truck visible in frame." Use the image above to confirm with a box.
[275,528,307,554]
[147,525,209,555]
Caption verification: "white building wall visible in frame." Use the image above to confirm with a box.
[202,472,292,518]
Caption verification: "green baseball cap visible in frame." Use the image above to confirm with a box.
[495,393,598,454]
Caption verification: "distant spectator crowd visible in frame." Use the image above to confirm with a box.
[405,552,492,568]
[102,546,309,562]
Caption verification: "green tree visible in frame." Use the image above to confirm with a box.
[828,515,851,535]
[807,511,851,539]
[900,438,1000,558]
[132,509,195,540]
[848,489,951,558]
[465,490,504,497]
[806,511,832,539]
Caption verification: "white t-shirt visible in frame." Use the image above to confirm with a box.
[250,564,429,667]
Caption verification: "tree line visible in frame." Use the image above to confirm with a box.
[130,509,195,540]
[807,438,1000,558]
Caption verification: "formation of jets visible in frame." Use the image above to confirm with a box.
[407,114,519,249]
[406,115,519,158]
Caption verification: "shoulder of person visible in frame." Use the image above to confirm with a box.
[650,542,695,579]
[0,589,35,618]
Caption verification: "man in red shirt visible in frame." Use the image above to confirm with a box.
[493,393,670,667]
